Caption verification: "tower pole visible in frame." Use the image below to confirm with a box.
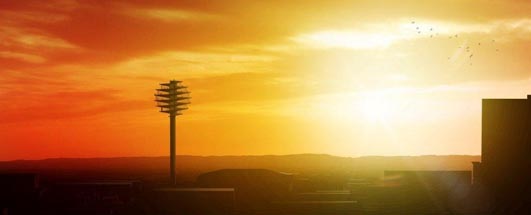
[170,114,176,185]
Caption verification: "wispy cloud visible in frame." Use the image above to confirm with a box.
[0,26,78,50]
[112,51,277,78]
[0,10,69,24]
[124,7,220,22]
[0,51,46,63]
[292,18,531,50]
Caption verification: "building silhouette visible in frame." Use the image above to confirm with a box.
[196,169,293,211]
[475,95,531,210]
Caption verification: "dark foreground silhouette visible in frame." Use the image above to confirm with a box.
[0,154,525,215]
[0,166,527,215]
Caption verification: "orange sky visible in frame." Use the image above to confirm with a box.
[1,0,531,161]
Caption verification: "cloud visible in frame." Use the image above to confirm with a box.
[0,51,46,63]
[112,50,277,78]
[0,10,69,25]
[0,88,149,123]
[292,18,531,50]
[0,26,79,67]
[0,25,78,50]
[124,8,220,22]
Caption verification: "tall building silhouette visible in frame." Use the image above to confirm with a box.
[476,95,531,206]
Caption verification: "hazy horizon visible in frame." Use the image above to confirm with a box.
[0,153,482,162]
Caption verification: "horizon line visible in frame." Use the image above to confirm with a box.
[0,153,482,162]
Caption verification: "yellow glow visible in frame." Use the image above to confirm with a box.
[294,91,401,124]
[293,30,397,49]
[359,95,394,123]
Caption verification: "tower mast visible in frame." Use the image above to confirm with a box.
[155,80,191,185]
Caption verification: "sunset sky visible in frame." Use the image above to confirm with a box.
[1,0,531,161]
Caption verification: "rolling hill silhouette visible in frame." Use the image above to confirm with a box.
[0,154,479,183]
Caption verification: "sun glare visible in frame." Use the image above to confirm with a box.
[359,96,394,123]
[306,91,400,124]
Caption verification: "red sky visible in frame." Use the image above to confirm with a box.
[1,0,531,161]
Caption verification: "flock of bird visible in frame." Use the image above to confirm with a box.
[410,21,500,66]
